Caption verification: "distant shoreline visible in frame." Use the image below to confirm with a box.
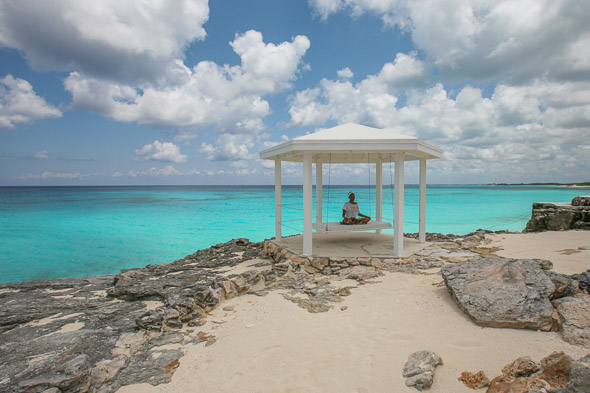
[488,182,590,187]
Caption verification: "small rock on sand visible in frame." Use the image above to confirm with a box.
[458,370,490,389]
[402,350,443,391]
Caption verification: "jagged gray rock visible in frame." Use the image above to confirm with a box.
[559,354,590,393]
[544,270,578,299]
[18,354,91,392]
[0,238,266,393]
[338,265,382,281]
[441,257,556,330]
[402,350,443,391]
[524,197,590,232]
[535,259,554,270]
[571,269,590,294]
[552,294,590,348]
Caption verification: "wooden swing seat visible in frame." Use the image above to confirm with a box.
[312,221,392,233]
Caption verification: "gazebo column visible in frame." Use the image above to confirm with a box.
[316,161,322,224]
[275,159,282,241]
[419,158,426,243]
[302,152,313,256]
[376,158,383,234]
[394,153,405,257]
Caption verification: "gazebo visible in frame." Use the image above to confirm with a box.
[259,123,443,257]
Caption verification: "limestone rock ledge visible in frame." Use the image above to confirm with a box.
[0,238,270,393]
[524,196,590,232]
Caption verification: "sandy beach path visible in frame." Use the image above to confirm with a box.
[118,232,590,393]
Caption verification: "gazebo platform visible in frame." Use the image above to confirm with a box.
[273,233,428,258]
[263,233,430,275]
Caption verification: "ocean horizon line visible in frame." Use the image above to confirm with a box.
[1,183,589,189]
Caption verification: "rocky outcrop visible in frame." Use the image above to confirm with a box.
[524,196,590,232]
[552,294,590,349]
[441,257,557,330]
[2,230,587,392]
[402,350,443,391]
[571,269,590,294]
[0,238,271,393]
[264,240,384,276]
[486,352,590,393]
[572,196,590,206]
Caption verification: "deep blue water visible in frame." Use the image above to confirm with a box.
[0,185,587,284]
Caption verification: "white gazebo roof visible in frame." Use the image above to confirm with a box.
[260,123,442,163]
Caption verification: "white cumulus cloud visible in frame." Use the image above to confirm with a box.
[127,165,182,177]
[17,171,91,180]
[135,140,187,163]
[0,75,62,128]
[289,52,427,127]
[308,0,590,83]
[303,0,590,182]
[0,0,209,84]
[34,150,49,159]
[289,68,590,181]
[337,68,354,80]
[199,134,256,161]
[64,31,310,132]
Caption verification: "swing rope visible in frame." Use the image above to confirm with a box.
[325,153,332,225]
[367,152,372,217]
[389,153,395,224]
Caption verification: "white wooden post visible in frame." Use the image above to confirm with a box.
[394,153,405,257]
[316,161,322,224]
[275,159,282,241]
[303,152,313,256]
[419,158,426,243]
[376,158,382,234]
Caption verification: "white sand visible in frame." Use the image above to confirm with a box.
[118,232,590,393]
[488,230,590,275]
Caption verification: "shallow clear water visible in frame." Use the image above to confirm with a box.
[0,185,587,284]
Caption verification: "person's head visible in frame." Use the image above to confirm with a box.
[348,192,355,202]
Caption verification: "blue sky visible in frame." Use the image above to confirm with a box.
[1,0,589,185]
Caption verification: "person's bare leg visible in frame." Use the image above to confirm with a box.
[343,218,353,225]
[360,217,370,224]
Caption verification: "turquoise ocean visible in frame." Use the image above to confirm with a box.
[0,185,587,284]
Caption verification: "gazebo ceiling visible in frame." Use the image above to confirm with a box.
[259,123,443,163]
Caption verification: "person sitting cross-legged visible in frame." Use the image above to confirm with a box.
[342,192,371,225]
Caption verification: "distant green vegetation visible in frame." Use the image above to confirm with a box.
[488,182,590,186]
